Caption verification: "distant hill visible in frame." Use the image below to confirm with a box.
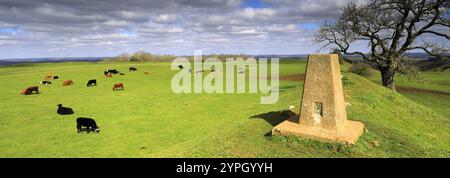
[253,53,445,60]
[416,58,450,71]
[252,54,308,59]
[0,53,446,66]
[0,57,105,66]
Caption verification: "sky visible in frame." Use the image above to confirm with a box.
[0,0,442,59]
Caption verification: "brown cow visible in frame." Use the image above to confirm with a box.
[44,74,53,81]
[62,80,74,86]
[144,72,149,75]
[112,83,124,91]
[21,86,39,95]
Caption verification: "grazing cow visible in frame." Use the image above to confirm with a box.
[44,74,53,81]
[40,81,52,85]
[108,69,119,74]
[76,117,100,133]
[129,67,137,71]
[144,72,149,75]
[62,80,74,86]
[53,76,59,79]
[86,79,97,87]
[119,73,126,75]
[178,65,184,69]
[57,104,74,115]
[112,83,124,91]
[21,86,39,95]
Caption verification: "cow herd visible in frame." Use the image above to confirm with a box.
[20,66,141,134]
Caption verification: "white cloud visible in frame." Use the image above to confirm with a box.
[103,20,129,27]
[3,0,439,58]
[266,24,298,32]
[154,14,178,23]
[230,29,265,35]
[241,7,275,19]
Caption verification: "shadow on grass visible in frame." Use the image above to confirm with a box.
[250,110,298,136]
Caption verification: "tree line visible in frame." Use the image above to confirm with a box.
[103,51,249,62]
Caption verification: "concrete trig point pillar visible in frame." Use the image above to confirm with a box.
[272,54,364,144]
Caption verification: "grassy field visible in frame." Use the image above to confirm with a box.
[361,66,450,118]
[0,60,448,157]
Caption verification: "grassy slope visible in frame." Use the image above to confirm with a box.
[169,73,450,158]
[0,61,448,157]
[394,71,450,118]
[360,66,449,118]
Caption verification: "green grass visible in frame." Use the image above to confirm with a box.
[0,60,448,157]
[399,91,450,118]
[365,68,450,93]
[351,64,449,119]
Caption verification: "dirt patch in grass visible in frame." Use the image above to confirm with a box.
[397,86,450,96]
[279,74,305,81]
[256,73,305,81]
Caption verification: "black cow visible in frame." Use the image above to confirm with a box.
[104,71,109,75]
[108,69,119,74]
[178,65,184,69]
[86,79,97,87]
[40,81,52,85]
[129,67,137,71]
[53,76,59,79]
[57,104,74,115]
[76,117,100,133]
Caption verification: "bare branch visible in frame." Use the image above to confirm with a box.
[421,30,450,39]
[405,43,449,57]
[316,0,449,89]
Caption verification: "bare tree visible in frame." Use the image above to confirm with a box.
[316,0,449,91]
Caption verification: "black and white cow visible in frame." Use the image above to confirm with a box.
[86,79,97,87]
[40,81,52,85]
[129,67,137,71]
[108,69,119,74]
[76,117,100,133]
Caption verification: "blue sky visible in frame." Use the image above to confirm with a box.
[298,23,320,31]
[0,27,20,34]
[242,0,268,8]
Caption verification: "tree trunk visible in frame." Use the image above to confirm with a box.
[380,66,396,91]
